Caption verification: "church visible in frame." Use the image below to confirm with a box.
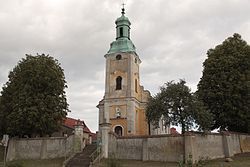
[97,7,169,136]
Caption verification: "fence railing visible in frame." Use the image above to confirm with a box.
[90,146,102,164]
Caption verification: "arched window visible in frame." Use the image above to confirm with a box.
[135,79,138,93]
[114,126,123,136]
[116,76,122,90]
[119,27,123,37]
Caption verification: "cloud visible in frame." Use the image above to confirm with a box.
[0,0,250,132]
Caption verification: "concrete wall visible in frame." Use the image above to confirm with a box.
[194,134,224,159]
[226,133,241,155]
[109,133,184,162]
[239,134,250,152]
[116,138,143,160]
[108,132,250,163]
[147,136,183,162]
[6,135,74,161]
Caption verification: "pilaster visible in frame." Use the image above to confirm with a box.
[100,123,111,158]
[73,124,84,152]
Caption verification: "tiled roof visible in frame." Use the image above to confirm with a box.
[90,132,97,141]
[63,117,91,133]
[83,126,91,133]
[170,127,180,134]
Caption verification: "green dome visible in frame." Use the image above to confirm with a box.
[107,8,136,54]
[108,38,136,54]
[115,15,131,26]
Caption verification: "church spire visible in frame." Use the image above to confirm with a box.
[115,5,130,40]
[107,6,136,54]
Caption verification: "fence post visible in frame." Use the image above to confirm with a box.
[73,124,84,153]
[99,123,111,158]
[222,131,233,158]
[142,138,148,161]
[184,133,197,163]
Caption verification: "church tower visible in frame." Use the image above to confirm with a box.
[98,8,150,136]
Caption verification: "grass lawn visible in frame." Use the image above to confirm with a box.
[6,158,65,167]
[204,154,250,167]
[93,154,250,167]
[94,159,177,167]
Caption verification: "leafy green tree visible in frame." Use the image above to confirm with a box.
[146,80,212,134]
[192,93,214,132]
[145,96,163,135]
[0,54,69,137]
[197,33,250,133]
[0,96,4,136]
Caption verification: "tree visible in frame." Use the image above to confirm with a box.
[145,96,164,135]
[146,80,212,134]
[197,33,250,133]
[0,54,69,137]
[192,93,214,132]
[0,96,4,137]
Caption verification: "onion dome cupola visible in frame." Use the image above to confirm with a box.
[108,7,136,54]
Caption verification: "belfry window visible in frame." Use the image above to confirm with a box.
[116,76,122,90]
[119,27,123,37]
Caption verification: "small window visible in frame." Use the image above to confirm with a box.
[119,27,123,37]
[135,79,138,93]
[115,126,123,136]
[135,58,137,63]
[116,54,122,60]
[116,76,122,90]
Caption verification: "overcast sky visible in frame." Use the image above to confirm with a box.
[0,0,250,132]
